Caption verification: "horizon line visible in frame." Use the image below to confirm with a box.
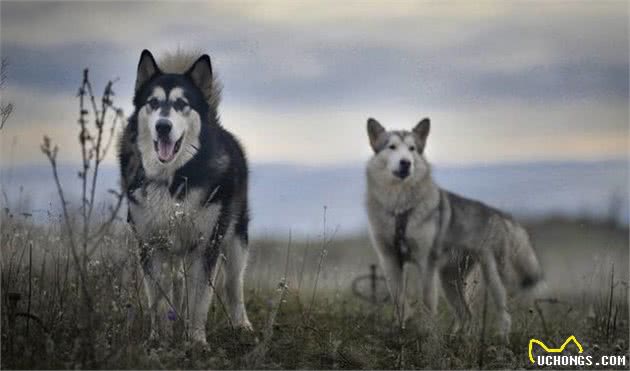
[0,155,627,172]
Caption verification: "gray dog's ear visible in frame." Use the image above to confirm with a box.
[413,118,430,142]
[136,49,160,92]
[412,118,430,153]
[367,118,386,152]
[186,54,213,92]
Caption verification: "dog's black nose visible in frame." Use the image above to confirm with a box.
[155,119,172,138]
[399,159,411,170]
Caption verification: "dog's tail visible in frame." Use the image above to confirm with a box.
[508,222,545,293]
[158,49,223,113]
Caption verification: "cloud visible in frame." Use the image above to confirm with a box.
[0,1,627,167]
[0,84,127,165]
[2,83,625,167]
[2,1,627,107]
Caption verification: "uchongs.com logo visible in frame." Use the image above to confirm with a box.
[528,335,627,367]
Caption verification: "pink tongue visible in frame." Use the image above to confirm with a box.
[157,140,175,161]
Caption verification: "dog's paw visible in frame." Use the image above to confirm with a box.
[189,329,209,346]
[236,320,254,332]
[449,320,472,337]
[184,338,212,359]
[496,312,511,344]
[145,330,161,349]
[493,330,511,346]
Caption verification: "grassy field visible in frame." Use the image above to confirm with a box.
[1,211,628,369]
[3,67,627,370]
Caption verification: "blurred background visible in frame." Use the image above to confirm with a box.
[1,1,627,237]
[1,0,628,290]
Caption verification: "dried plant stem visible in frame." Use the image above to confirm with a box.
[39,68,123,368]
[307,206,329,321]
[245,231,292,367]
[606,264,615,339]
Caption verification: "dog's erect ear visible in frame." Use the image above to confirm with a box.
[135,50,160,92]
[367,118,386,152]
[413,118,430,142]
[412,118,430,153]
[185,54,213,92]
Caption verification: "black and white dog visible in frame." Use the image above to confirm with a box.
[119,50,252,345]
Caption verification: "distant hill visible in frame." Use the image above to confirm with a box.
[1,159,627,237]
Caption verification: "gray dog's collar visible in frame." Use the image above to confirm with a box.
[392,190,447,263]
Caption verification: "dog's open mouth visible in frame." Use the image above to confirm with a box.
[154,136,183,163]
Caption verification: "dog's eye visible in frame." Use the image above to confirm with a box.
[173,98,188,111]
[389,144,396,150]
[147,98,160,110]
[409,146,415,152]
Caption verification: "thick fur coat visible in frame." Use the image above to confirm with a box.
[119,50,252,345]
[365,117,543,339]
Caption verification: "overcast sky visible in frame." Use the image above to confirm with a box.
[1,1,628,167]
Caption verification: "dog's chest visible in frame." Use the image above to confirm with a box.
[129,183,221,246]
[369,205,438,258]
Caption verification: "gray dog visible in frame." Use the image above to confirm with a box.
[365,117,544,339]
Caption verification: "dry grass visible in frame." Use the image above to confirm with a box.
[1,213,628,369]
[1,68,627,370]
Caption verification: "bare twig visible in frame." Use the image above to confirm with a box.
[306,206,335,321]
[606,264,615,340]
[0,58,13,129]
[534,297,570,338]
[478,289,488,369]
[207,255,235,332]
[26,241,33,337]
[39,68,123,368]
[245,231,293,367]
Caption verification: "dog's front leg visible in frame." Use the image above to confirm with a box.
[480,250,511,342]
[223,236,253,331]
[419,258,439,315]
[142,248,176,342]
[376,243,412,328]
[182,248,214,345]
